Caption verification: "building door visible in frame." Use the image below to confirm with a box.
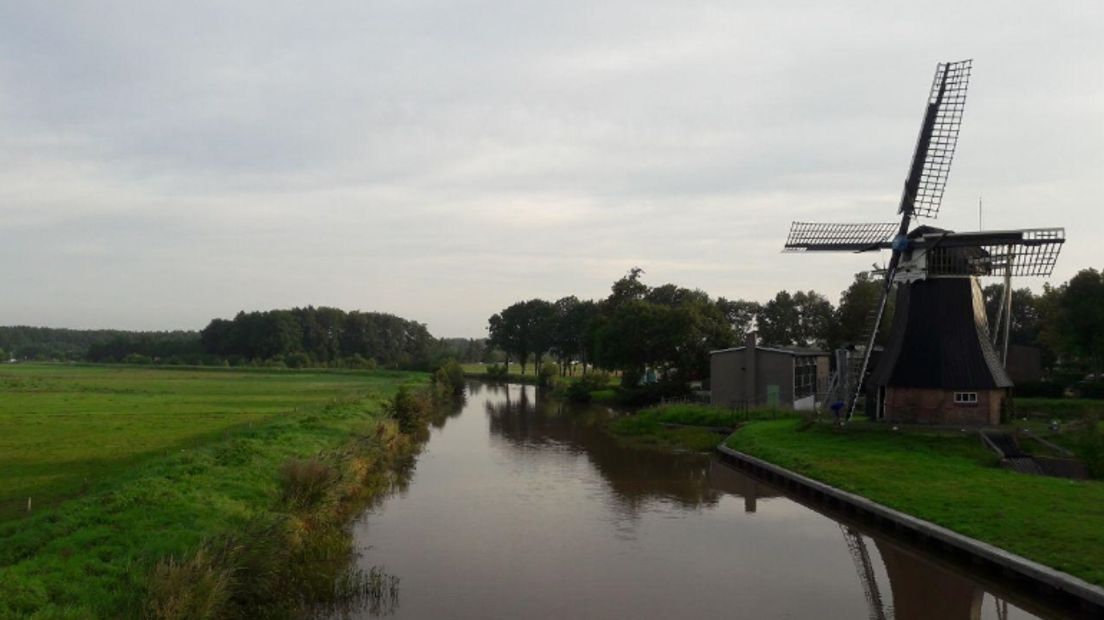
[766,384,780,407]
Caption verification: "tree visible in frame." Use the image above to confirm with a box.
[608,267,648,308]
[524,299,557,371]
[593,274,734,385]
[981,285,1041,347]
[550,296,582,375]
[756,291,801,346]
[834,272,884,348]
[716,298,759,341]
[1056,269,1104,372]
[757,290,834,347]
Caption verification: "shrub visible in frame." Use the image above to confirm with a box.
[485,363,508,381]
[1075,415,1104,478]
[1073,380,1104,400]
[278,458,337,510]
[537,362,558,387]
[617,382,691,407]
[432,359,465,394]
[1014,381,1066,399]
[566,380,592,403]
[284,352,311,369]
[576,371,613,392]
[386,386,430,434]
[343,355,378,370]
[123,353,152,365]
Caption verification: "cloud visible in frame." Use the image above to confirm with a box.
[0,0,1101,336]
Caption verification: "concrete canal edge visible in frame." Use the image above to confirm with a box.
[716,444,1104,614]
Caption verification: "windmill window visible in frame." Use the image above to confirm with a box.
[794,357,818,399]
[954,392,978,405]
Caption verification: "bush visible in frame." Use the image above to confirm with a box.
[485,363,508,381]
[278,458,337,510]
[537,362,558,387]
[433,359,465,394]
[1075,415,1104,478]
[123,353,151,365]
[576,371,613,391]
[284,352,311,369]
[343,355,378,370]
[1014,381,1066,398]
[386,386,430,433]
[1073,380,1104,400]
[566,380,593,403]
[617,382,691,407]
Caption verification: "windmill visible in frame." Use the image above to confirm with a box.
[783,60,1064,424]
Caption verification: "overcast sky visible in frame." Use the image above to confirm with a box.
[1,1,1100,337]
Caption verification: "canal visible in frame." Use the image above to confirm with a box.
[343,382,1057,619]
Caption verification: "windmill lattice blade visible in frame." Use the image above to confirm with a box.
[783,222,898,252]
[924,228,1065,277]
[901,59,972,219]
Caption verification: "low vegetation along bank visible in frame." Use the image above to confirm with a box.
[607,403,794,452]
[0,364,459,618]
[725,420,1104,587]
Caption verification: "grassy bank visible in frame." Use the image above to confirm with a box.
[609,403,794,452]
[725,420,1104,586]
[0,364,429,618]
[1014,397,1104,420]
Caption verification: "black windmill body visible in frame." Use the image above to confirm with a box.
[783,60,1064,425]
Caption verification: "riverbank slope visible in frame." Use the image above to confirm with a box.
[725,419,1104,587]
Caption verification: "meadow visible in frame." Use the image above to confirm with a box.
[0,363,424,617]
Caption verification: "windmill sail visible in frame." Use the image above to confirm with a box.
[842,59,972,419]
[900,60,972,219]
[784,222,899,252]
[918,228,1065,276]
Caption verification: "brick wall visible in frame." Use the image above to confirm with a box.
[884,387,1004,425]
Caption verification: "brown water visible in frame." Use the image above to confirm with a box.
[343,382,1056,619]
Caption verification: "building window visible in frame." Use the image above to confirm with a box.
[794,357,817,399]
[954,392,978,405]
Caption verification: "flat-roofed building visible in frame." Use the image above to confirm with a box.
[710,333,829,410]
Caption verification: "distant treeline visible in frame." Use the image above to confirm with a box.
[487,267,1104,389]
[0,309,493,371]
[0,327,199,362]
[199,308,438,369]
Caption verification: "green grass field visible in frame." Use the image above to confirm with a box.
[726,420,1104,586]
[0,364,419,520]
[0,363,424,617]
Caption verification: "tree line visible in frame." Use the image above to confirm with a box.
[199,307,438,369]
[0,308,452,371]
[487,267,1104,387]
[0,327,199,363]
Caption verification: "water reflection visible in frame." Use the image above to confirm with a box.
[482,382,722,513]
[341,382,1064,620]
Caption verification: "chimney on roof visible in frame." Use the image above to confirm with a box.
[744,332,757,406]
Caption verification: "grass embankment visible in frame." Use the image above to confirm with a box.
[726,420,1104,586]
[0,364,432,618]
[609,403,794,452]
[1015,397,1104,420]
